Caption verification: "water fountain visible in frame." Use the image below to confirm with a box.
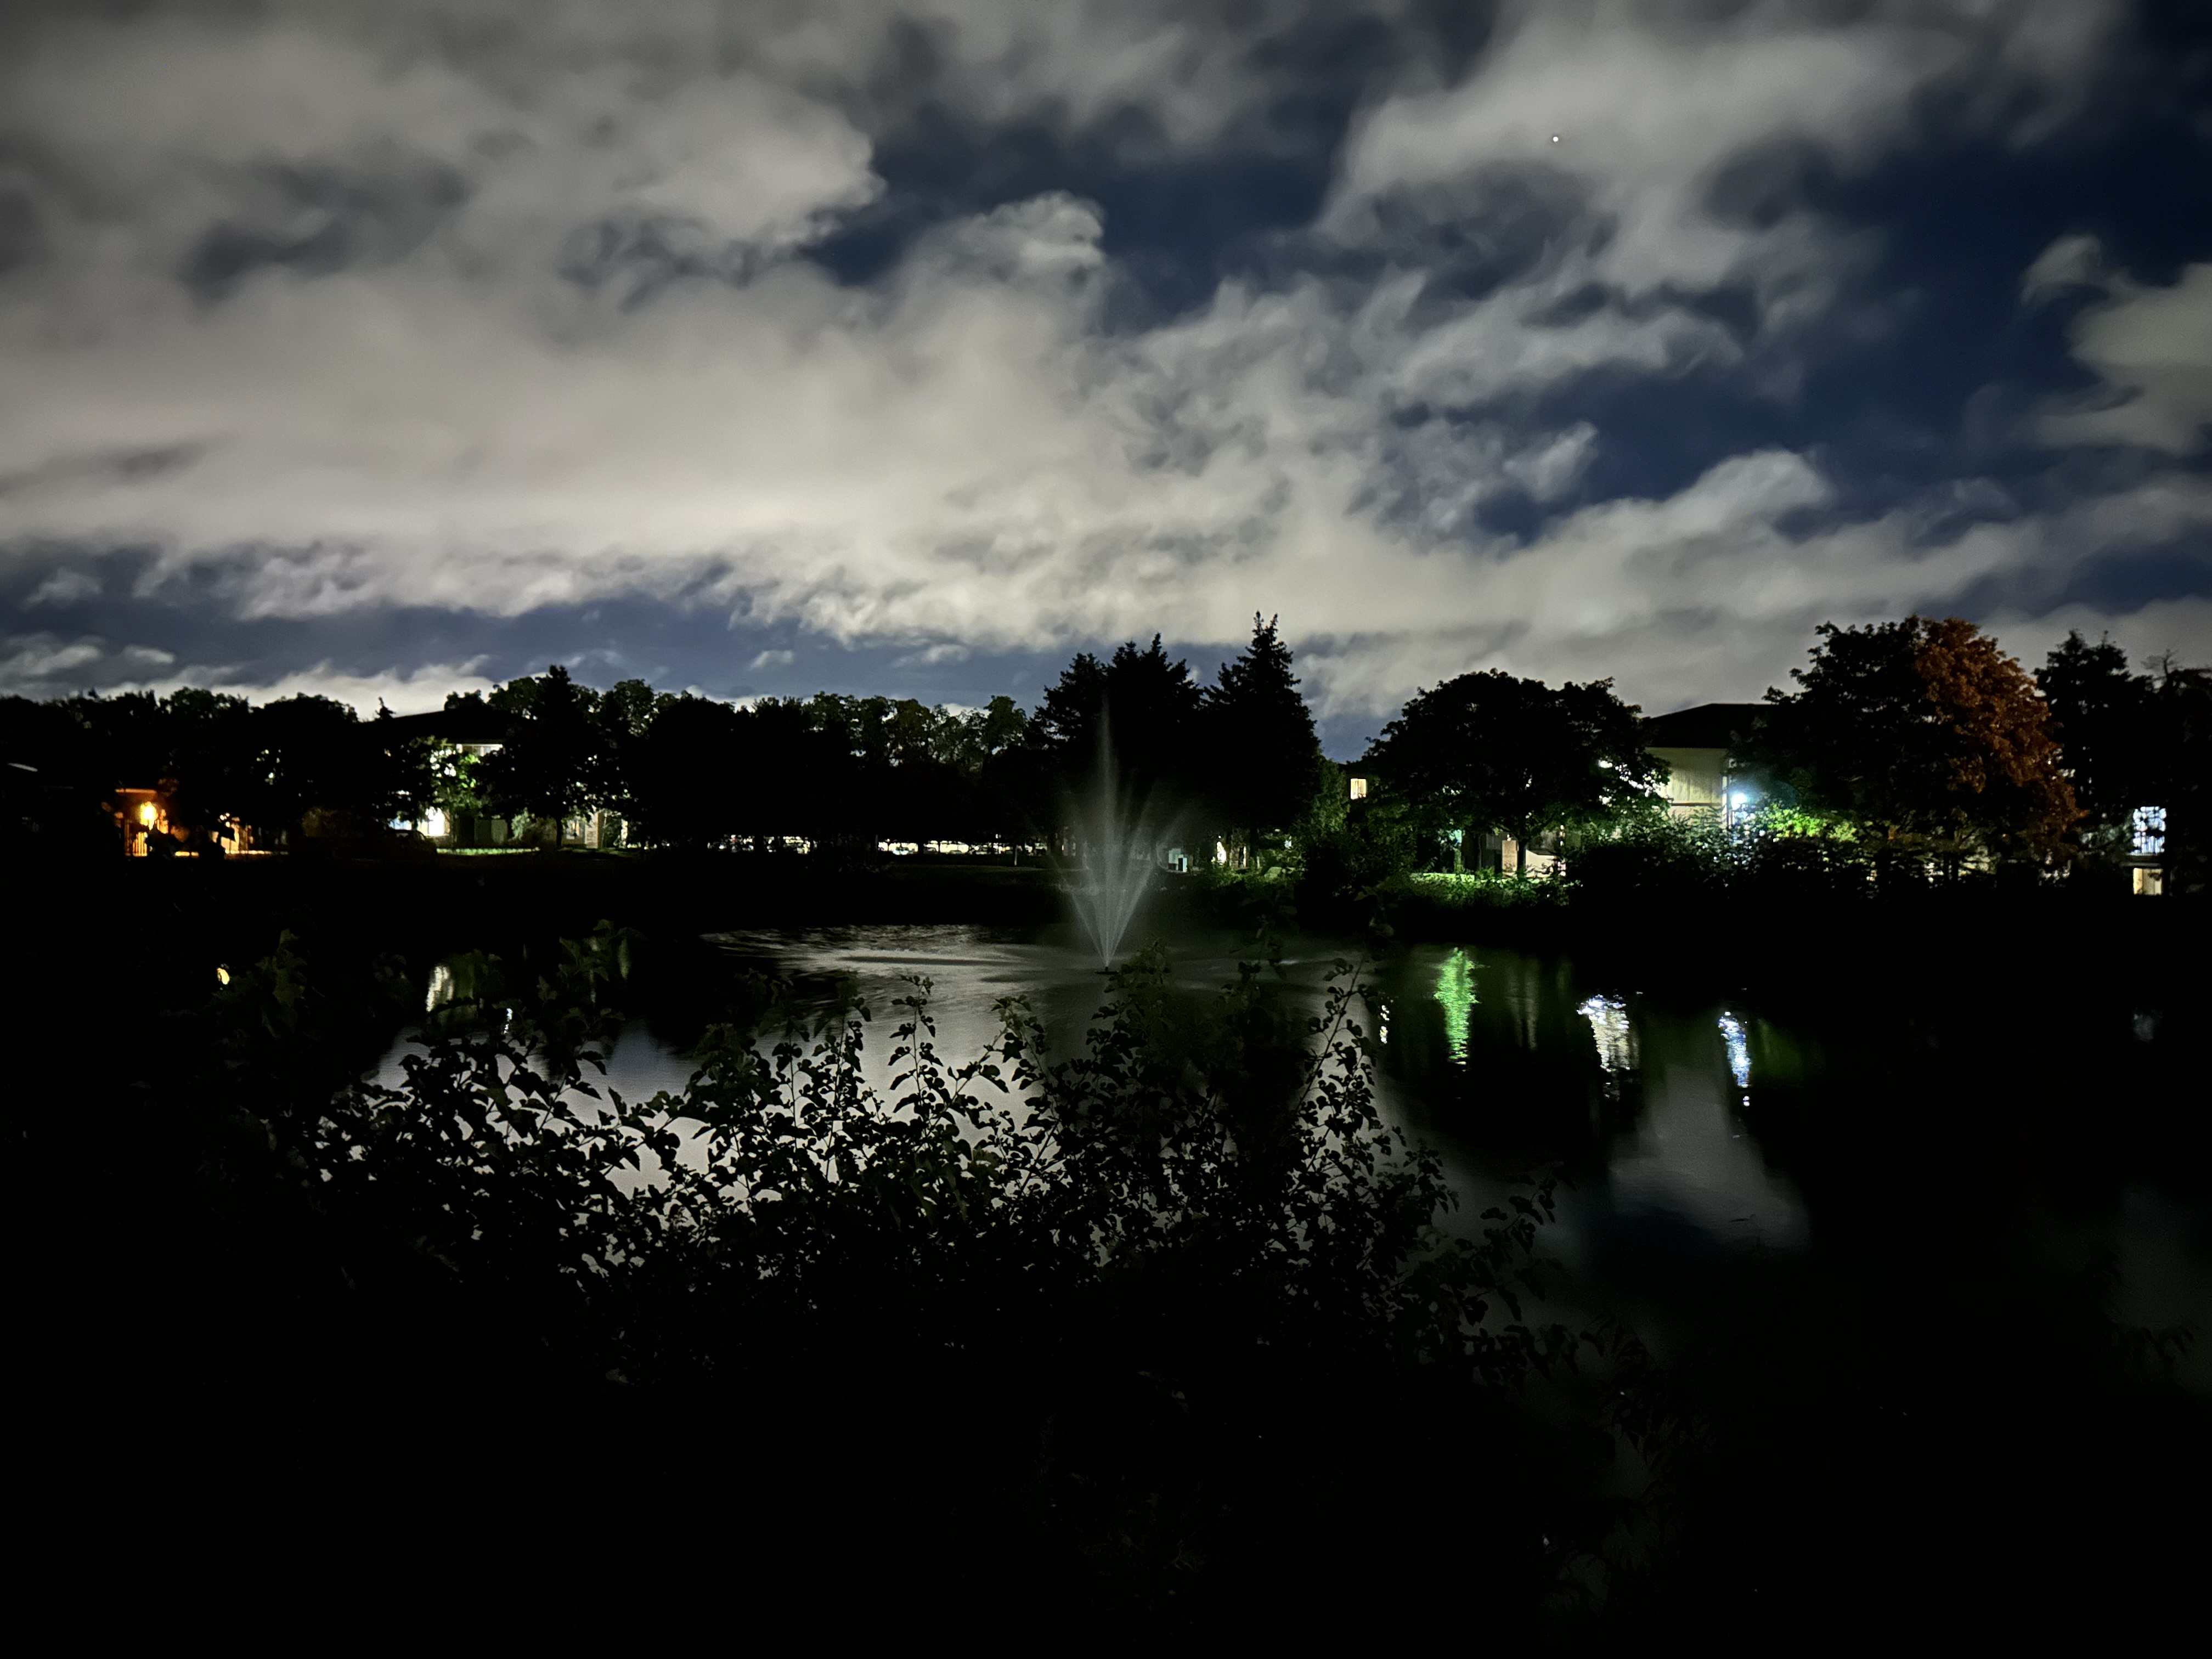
[1054,733,1169,967]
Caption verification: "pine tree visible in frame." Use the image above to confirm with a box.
[1030,638,1205,802]
[2035,630,2152,827]
[1203,613,1321,861]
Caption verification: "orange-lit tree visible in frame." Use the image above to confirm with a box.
[1755,617,2077,868]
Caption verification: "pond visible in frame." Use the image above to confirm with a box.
[386,919,2209,1390]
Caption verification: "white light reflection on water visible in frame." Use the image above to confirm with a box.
[1719,1012,1752,1092]
[376,929,1813,1255]
[1577,992,1635,1095]
[1599,1005,1805,1254]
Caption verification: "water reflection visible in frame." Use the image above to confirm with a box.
[1577,993,1635,1095]
[1719,1011,1752,1093]
[1599,1008,1806,1253]
[1389,947,1807,1259]
[388,929,1819,1262]
[1435,949,1476,1064]
[361,923,2205,1393]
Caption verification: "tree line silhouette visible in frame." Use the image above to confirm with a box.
[1,612,2203,887]
[0,615,1330,861]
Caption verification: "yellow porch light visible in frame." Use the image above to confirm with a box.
[137,802,158,826]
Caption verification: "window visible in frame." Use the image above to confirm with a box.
[2130,805,2166,859]
[1348,776,1367,800]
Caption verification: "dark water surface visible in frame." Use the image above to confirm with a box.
[386,919,2210,1390]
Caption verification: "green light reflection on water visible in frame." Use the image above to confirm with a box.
[1435,947,1477,1064]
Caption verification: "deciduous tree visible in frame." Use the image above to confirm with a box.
[479,665,603,844]
[1756,617,2076,865]
[1368,671,1657,872]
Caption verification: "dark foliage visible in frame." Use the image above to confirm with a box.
[2036,634,2212,889]
[479,664,604,839]
[47,919,1638,1631]
[620,691,751,846]
[2150,662,2212,891]
[1367,670,1658,871]
[2036,630,2154,825]
[1202,612,1327,853]
[1026,636,1207,822]
[0,685,432,849]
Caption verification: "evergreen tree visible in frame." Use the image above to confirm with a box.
[2035,631,2152,833]
[1027,637,1205,830]
[1203,613,1322,859]
[2144,656,2212,892]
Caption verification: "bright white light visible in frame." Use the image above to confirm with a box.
[1577,993,1634,1080]
[1718,1012,1752,1090]
[422,806,448,838]
[2130,805,2166,857]
[1730,792,1750,810]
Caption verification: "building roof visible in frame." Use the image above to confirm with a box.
[1639,701,1768,750]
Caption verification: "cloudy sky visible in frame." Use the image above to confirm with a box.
[2,0,2208,753]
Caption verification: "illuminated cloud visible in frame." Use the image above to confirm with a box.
[0,0,2205,733]
[2033,245,2212,455]
[0,629,493,712]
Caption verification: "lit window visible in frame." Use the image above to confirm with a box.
[1348,776,1367,800]
[2130,806,2166,859]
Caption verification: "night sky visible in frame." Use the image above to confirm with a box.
[2,0,2208,755]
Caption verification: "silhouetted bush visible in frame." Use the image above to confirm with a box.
[133,923,1640,1630]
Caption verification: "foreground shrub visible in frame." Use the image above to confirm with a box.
[164,924,1638,1630]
